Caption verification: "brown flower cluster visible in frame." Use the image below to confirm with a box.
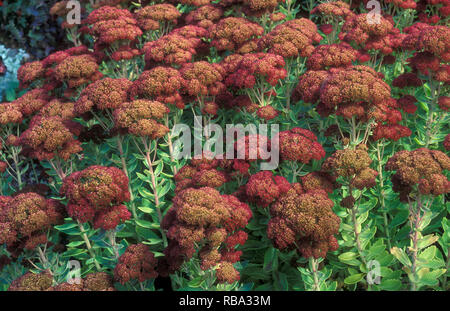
[161,187,252,283]
[258,18,322,58]
[385,148,450,201]
[143,27,208,67]
[39,99,76,120]
[279,127,326,163]
[245,171,291,207]
[306,43,358,70]
[75,77,132,115]
[0,102,24,125]
[17,116,82,161]
[222,53,286,90]
[180,61,226,97]
[209,17,263,53]
[267,183,340,258]
[322,144,378,190]
[372,124,412,141]
[0,193,64,250]
[54,54,102,89]
[11,88,49,118]
[8,271,116,291]
[113,99,169,138]
[114,243,158,284]
[84,6,142,45]
[129,67,185,109]
[60,165,131,229]
[311,1,355,21]
[185,4,223,29]
[135,4,181,31]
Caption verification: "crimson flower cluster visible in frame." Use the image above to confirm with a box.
[60,165,131,230]
[114,243,159,284]
[279,127,326,163]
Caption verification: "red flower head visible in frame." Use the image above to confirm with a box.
[246,171,291,207]
[256,105,279,121]
[114,243,158,284]
[258,18,322,58]
[372,124,412,141]
[17,61,45,89]
[113,99,170,138]
[185,4,223,29]
[438,96,450,111]
[209,17,263,53]
[54,54,102,89]
[279,127,325,163]
[134,4,180,31]
[60,165,131,227]
[306,43,358,70]
[180,61,226,97]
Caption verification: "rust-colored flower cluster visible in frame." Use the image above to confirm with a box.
[245,171,291,207]
[129,67,185,109]
[54,54,102,89]
[209,17,263,53]
[114,243,158,284]
[185,4,223,29]
[223,53,286,90]
[0,193,64,250]
[322,144,378,190]
[60,165,131,229]
[161,187,252,283]
[311,1,355,21]
[75,78,132,115]
[134,4,181,31]
[385,148,450,201]
[258,18,322,58]
[306,43,358,70]
[180,61,226,97]
[113,99,169,138]
[267,182,340,258]
[17,116,83,161]
[279,127,326,163]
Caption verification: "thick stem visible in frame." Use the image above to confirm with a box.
[409,198,423,291]
[376,141,392,250]
[78,221,102,271]
[309,257,320,291]
[116,135,137,219]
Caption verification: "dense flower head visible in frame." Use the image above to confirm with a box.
[0,102,23,125]
[245,171,291,207]
[174,160,228,192]
[75,78,132,115]
[110,46,141,62]
[341,13,396,51]
[385,148,450,200]
[215,261,240,284]
[311,1,355,20]
[267,183,340,258]
[319,66,392,112]
[134,4,181,31]
[185,4,223,29]
[407,51,441,76]
[256,105,278,121]
[322,144,378,189]
[143,34,200,67]
[403,24,450,61]
[306,43,358,70]
[397,95,418,114]
[301,172,337,194]
[85,6,142,45]
[392,73,423,88]
[114,243,158,284]
[293,70,329,104]
[129,67,185,109]
[17,61,45,89]
[161,187,250,277]
[54,54,102,89]
[113,99,169,138]
[223,53,286,90]
[258,18,322,58]
[444,134,450,151]
[12,88,49,117]
[60,165,131,227]
[0,193,64,250]
[373,124,412,141]
[175,0,211,6]
[39,99,76,120]
[209,17,263,53]
[7,271,53,291]
[279,127,326,163]
[180,61,226,97]
[18,116,82,161]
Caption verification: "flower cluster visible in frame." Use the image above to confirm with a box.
[279,127,326,163]
[161,187,252,283]
[185,4,223,29]
[180,61,226,97]
[245,171,291,207]
[113,99,170,138]
[17,116,83,161]
[385,148,450,201]
[0,193,65,250]
[258,18,322,58]
[322,144,378,190]
[54,54,102,89]
[134,4,181,32]
[311,1,355,21]
[267,183,340,258]
[75,78,132,115]
[209,17,263,53]
[114,243,159,284]
[60,165,131,229]
[129,67,185,109]
[306,43,358,70]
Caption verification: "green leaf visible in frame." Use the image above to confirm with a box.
[391,247,412,267]
[344,273,364,285]
[379,279,402,291]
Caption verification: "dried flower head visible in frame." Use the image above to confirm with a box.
[114,243,158,284]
